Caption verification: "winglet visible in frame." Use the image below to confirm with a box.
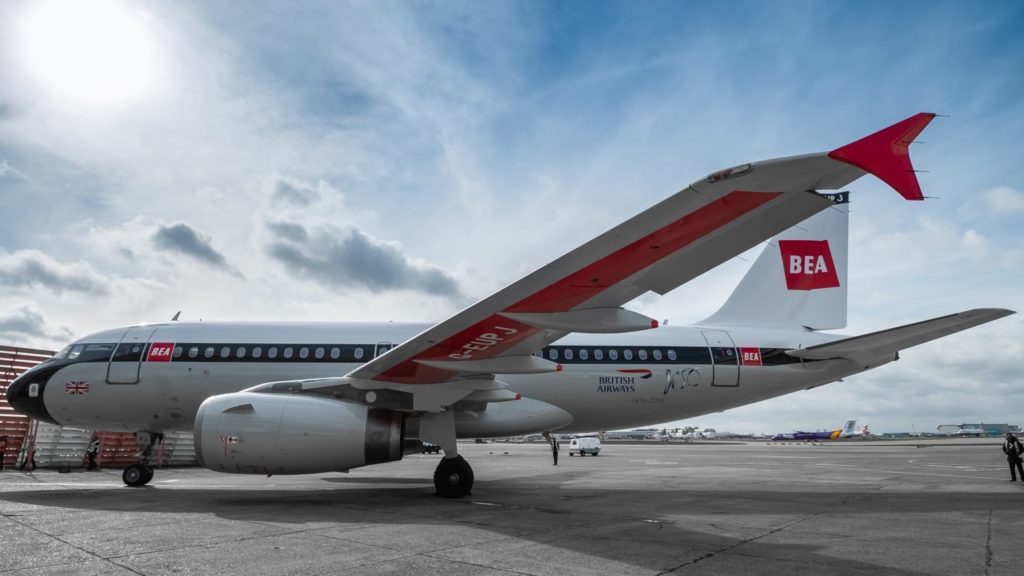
[827,112,936,200]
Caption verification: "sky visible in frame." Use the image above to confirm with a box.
[0,0,1021,435]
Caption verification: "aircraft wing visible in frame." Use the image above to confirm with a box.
[786,308,1015,363]
[345,113,939,386]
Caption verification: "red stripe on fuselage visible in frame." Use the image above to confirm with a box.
[375,190,781,384]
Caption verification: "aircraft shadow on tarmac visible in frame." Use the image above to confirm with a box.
[0,473,1000,576]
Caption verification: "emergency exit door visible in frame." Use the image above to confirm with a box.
[701,330,739,386]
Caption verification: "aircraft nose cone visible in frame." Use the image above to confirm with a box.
[5,367,59,425]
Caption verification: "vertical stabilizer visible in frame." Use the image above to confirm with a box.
[701,192,849,331]
[842,420,857,435]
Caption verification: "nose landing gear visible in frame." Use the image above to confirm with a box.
[122,432,163,487]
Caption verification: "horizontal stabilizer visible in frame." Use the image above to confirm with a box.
[787,308,1015,362]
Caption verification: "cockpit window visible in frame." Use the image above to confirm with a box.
[68,345,84,360]
[80,344,115,362]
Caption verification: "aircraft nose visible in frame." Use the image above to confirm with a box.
[5,366,59,425]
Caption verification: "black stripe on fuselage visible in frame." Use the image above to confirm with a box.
[58,342,806,366]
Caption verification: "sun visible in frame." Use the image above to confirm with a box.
[17,0,162,107]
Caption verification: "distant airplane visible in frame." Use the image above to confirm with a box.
[772,419,868,441]
[7,113,1014,497]
[955,426,986,437]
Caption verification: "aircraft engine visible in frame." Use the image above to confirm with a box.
[194,392,404,475]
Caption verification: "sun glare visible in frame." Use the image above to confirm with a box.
[18,0,161,107]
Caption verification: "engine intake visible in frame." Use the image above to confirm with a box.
[195,392,404,475]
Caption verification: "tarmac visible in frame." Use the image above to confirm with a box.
[1,438,1022,575]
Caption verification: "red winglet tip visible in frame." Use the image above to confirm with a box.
[828,112,936,201]
[651,319,659,329]
[556,363,563,372]
[515,392,522,400]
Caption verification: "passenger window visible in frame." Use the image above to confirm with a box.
[315,347,324,359]
[204,347,215,358]
[564,349,574,360]
[594,349,604,361]
[653,349,663,361]
[253,347,262,359]
[548,348,558,360]
[173,346,183,359]
[579,349,589,360]
[236,347,246,359]
[609,349,618,361]
[299,347,309,359]
[220,346,230,358]
[667,349,677,362]
[268,347,278,359]
[623,349,633,361]
[330,347,340,360]
[354,347,364,360]
[284,347,294,359]
[189,347,199,358]
[638,349,648,361]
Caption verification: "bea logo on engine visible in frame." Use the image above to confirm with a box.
[778,240,839,291]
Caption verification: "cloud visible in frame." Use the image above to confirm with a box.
[0,158,27,179]
[265,221,462,299]
[265,221,308,242]
[983,186,1024,215]
[0,304,73,342]
[271,176,321,206]
[151,222,234,271]
[0,249,110,295]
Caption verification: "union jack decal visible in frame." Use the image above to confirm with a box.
[65,381,89,395]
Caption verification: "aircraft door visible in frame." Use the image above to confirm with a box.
[701,330,739,387]
[106,326,158,384]
[375,342,393,358]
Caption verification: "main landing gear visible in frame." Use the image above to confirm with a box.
[123,431,163,487]
[433,455,474,498]
[420,409,474,498]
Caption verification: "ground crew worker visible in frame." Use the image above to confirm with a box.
[1003,433,1023,481]
[0,435,8,471]
[543,432,559,466]
[86,435,101,471]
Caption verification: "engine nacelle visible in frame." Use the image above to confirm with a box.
[194,392,404,475]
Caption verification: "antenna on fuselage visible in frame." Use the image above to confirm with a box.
[171,311,181,321]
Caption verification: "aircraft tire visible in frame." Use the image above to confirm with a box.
[433,455,474,498]
[123,464,153,487]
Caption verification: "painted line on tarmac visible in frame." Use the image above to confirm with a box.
[808,462,1000,480]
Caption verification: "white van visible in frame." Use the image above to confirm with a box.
[568,435,601,456]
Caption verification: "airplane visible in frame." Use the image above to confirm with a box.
[771,419,868,441]
[955,426,986,437]
[6,113,1014,497]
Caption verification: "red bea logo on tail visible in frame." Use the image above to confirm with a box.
[778,240,839,290]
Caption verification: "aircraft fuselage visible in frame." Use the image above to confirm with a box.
[8,320,891,436]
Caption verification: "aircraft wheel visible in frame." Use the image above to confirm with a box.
[123,464,153,487]
[433,455,474,498]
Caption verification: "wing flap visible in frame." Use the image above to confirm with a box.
[786,308,1015,361]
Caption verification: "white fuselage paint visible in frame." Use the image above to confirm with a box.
[37,321,892,435]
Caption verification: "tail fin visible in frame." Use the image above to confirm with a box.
[842,420,857,435]
[701,192,849,331]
